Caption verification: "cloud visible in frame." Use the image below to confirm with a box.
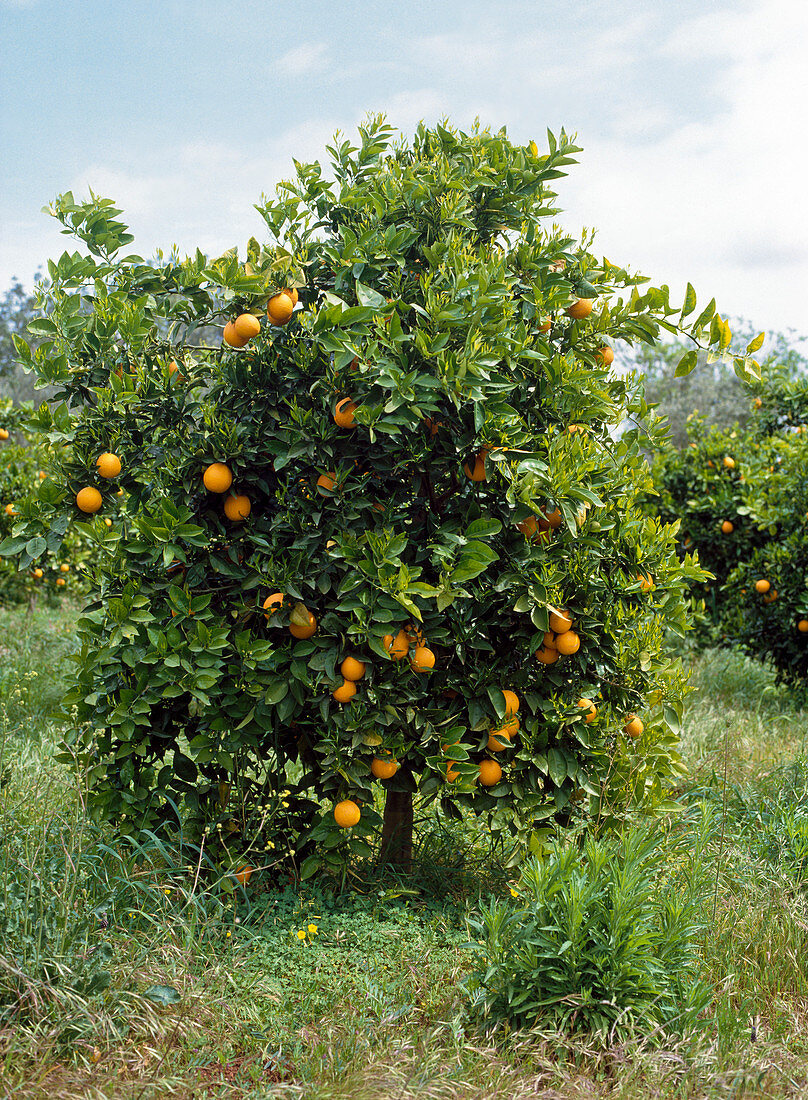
[274,42,329,79]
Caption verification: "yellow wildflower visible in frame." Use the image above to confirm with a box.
[308,924,318,935]
[297,929,306,940]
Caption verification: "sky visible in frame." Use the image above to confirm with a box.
[1,0,806,337]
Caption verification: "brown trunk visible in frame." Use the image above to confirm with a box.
[379,788,413,870]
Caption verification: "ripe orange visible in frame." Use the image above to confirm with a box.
[0,429,8,441]
[332,680,356,703]
[555,631,580,656]
[445,762,460,783]
[596,345,614,366]
[637,573,654,592]
[798,620,808,633]
[463,453,487,481]
[763,589,778,605]
[267,292,295,326]
[624,714,644,738]
[316,472,337,494]
[33,568,43,579]
[720,520,734,534]
[334,799,361,828]
[60,563,70,574]
[371,757,399,779]
[383,630,410,660]
[96,452,121,478]
[168,360,184,379]
[285,288,299,307]
[76,487,102,513]
[542,506,562,530]
[549,609,573,633]
[263,592,285,618]
[479,759,502,786]
[723,456,735,469]
[38,471,46,479]
[543,631,558,650]
[233,313,261,342]
[223,321,249,348]
[577,697,597,723]
[104,518,113,527]
[234,865,253,886]
[341,656,366,681]
[404,622,426,646]
[224,494,251,522]
[755,579,771,594]
[535,645,559,665]
[566,298,594,320]
[56,578,66,587]
[487,728,511,751]
[537,317,552,333]
[289,609,317,639]
[4,504,15,516]
[334,398,357,429]
[410,646,435,672]
[754,397,763,409]
[502,689,520,715]
[203,463,233,493]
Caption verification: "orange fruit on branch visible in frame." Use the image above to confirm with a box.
[223,321,249,348]
[224,494,251,522]
[203,463,233,493]
[798,620,808,633]
[76,487,102,513]
[289,605,317,639]
[479,759,502,786]
[596,345,614,366]
[624,714,644,738]
[263,592,285,618]
[409,646,435,672]
[267,291,295,326]
[340,656,366,681]
[501,689,520,715]
[566,298,594,320]
[96,452,121,478]
[549,609,573,634]
[535,645,559,665]
[332,680,356,703]
[334,398,358,429]
[371,757,399,779]
[233,313,261,342]
[383,630,410,660]
[316,473,337,495]
[720,520,734,534]
[555,630,580,656]
[754,579,771,594]
[334,799,361,828]
[577,698,597,723]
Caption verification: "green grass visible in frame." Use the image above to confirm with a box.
[5,618,808,1097]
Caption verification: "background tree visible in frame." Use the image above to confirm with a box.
[5,119,750,878]
[630,324,806,448]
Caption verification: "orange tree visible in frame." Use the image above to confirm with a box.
[653,373,808,688]
[5,119,753,875]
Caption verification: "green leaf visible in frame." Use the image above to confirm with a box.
[746,332,765,354]
[25,537,47,560]
[355,281,386,309]
[680,282,697,318]
[674,350,698,377]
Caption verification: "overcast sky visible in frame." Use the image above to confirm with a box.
[1,0,806,337]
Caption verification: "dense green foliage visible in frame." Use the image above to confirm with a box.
[5,118,748,872]
[650,372,808,687]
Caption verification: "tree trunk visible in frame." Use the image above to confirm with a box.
[379,788,413,871]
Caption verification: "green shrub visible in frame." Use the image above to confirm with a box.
[464,827,711,1039]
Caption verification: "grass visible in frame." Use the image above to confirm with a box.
[5,614,808,1096]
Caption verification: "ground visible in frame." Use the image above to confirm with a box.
[3,602,808,1099]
